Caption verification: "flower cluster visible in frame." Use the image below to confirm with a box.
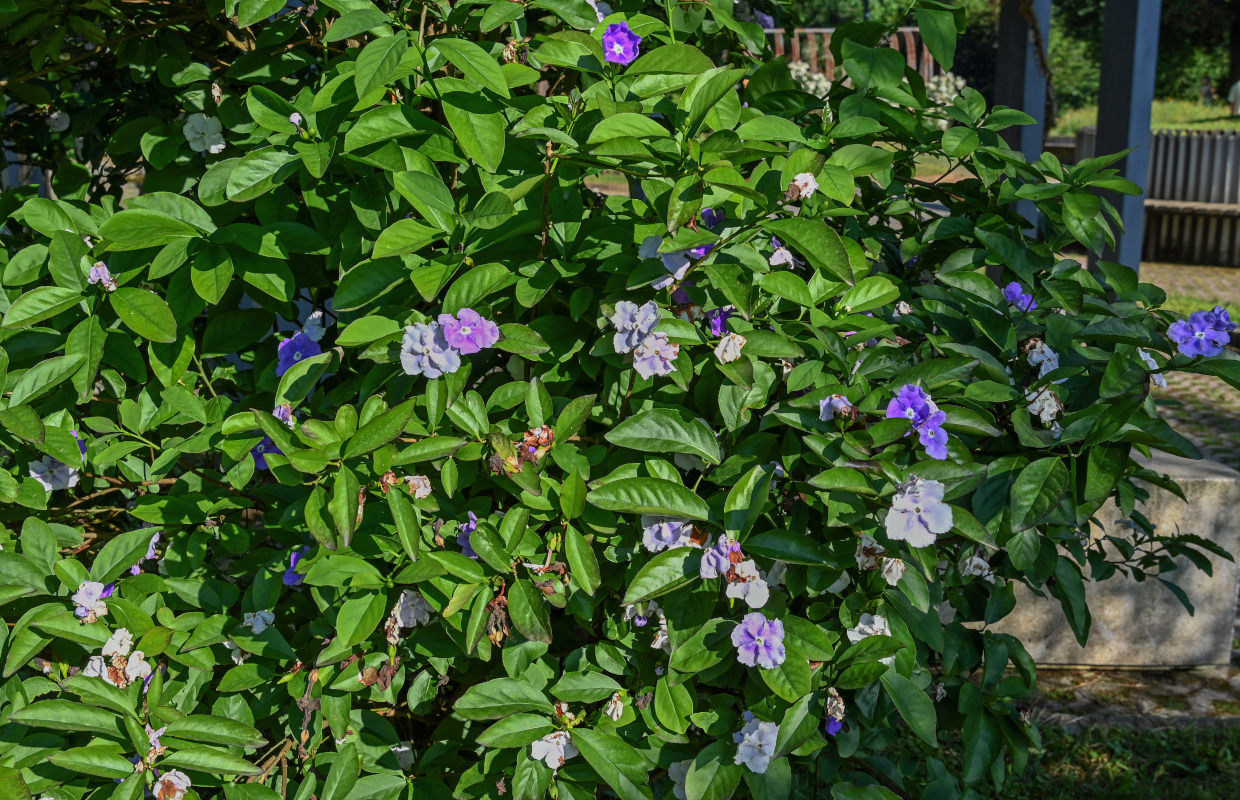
[83,627,152,688]
[401,308,500,378]
[702,535,770,609]
[609,300,679,378]
[1002,281,1037,312]
[886,384,948,460]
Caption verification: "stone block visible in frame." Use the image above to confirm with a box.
[992,452,1240,667]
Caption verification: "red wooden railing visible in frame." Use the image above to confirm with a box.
[764,27,937,82]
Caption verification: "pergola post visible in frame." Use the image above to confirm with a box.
[993,0,1052,229]
[1095,0,1162,274]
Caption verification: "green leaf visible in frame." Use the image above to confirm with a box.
[477,714,555,748]
[8,354,84,407]
[1009,457,1068,532]
[441,92,506,173]
[3,285,82,328]
[163,715,266,748]
[551,670,621,703]
[571,728,654,800]
[724,465,773,538]
[98,209,201,250]
[335,590,385,648]
[564,526,600,595]
[393,170,458,233]
[509,578,552,643]
[916,8,958,71]
[322,742,361,800]
[622,546,702,605]
[49,747,136,779]
[91,528,159,584]
[246,86,300,132]
[879,670,938,747]
[684,741,743,800]
[764,217,853,284]
[588,478,710,520]
[606,409,721,465]
[9,700,121,735]
[743,530,829,565]
[354,33,408,97]
[837,275,899,314]
[761,271,815,307]
[225,147,300,202]
[344,399,415,460]
[238,0,286,27]
[456,678,554,720]
[324,8,393,43]
[109,287,177,343]
[431,38,511,98]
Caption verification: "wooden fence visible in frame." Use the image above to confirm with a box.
[764,27,936,83]
[1074,127,1240,267]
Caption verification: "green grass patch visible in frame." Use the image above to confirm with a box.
[1161,295,1240,319]
[1051,99,1240,137]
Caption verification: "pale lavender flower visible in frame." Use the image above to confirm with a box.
[1137,348,1167,388]
[282,546,311,586]
[88,261,117,291]
[405,474,432,498]
[458,511,479,559]
[623,600,660,627]
[609,300,660,353]
[601,22,641,65]
[701,535,742,579]
[28,455,80,491]
[819,394,854,421]
[1002,281,1037,312]
[884,477,952,548]
[641,516,691,552]
[733,713,779,773]
[276,331,321,377]
[73,580,113,621]
[302,309,328,342]
[242,609,275,634]
[438,308,500,354]
[400,322,462,378]
[731,612,785,668]
[290,112,303,132]
[755,9,776,27]
[273,404,295,428]
[632,333,678,378]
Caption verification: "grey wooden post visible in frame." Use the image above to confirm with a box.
[993,0,1052,231]
[1095,0,1162,274]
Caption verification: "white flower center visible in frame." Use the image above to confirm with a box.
[460,325,471,335]
[611,42,625,54]
[293,350,302,360]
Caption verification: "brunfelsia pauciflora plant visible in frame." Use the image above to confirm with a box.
[1,1,1237,798]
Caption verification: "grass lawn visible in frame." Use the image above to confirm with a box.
[1051,99,1240,137]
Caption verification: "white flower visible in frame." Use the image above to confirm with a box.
[789,172,818,200]
[622,600,660,627]
[242,609,275,635]
[183,113,226,154]
[725,560,770,609]
[893,300,913,319]
[392,590,433,628]
[28,455,80,491]
[855,534,885,570]
[223,639,247,665]
[881,557,906,587]
[102,628,133,658]
[668,760,692,800]
[714,333,746,364]
[884,477,952,548]
[48,111,71,132]
[651,611,671,652]
[391,742,415,771]
[847,613,895,665]
[826,572,851,594]
[1025,340,1059,379]
[603,692,624,721]
[733,715,779,773]
[762,560,788,588]
[1026,386,1064,428]
[405,474,433,498]
[125,651,152,683]
[961,555,995,583]
[1138,348,1167,387]
[153,769,192,800]
[302,309,327,342]
[289,111,304,128]
[82,656,111,684]
[529,731,578,771]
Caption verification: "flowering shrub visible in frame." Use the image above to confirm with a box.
[1,2,1237,800]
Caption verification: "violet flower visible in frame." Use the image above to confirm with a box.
[276,331,321,377]
[1002,281,1037,312]
[438,308,500,355]
[701,208,724,228]
[705,306,734,337]
[731,612,785,669]
[885,384,948,460]
[602,22,641,65]
[400,322,462,378]
[88,261,118,291]
[458,511,479,559]
[28,454,80,491]
[252,437,278,470]
[73,580,114,621]
[819,394,854,421]
[282,546,311,586]
[1169,308,1233,358]
[701,535,742,579]
[641,516,691,552]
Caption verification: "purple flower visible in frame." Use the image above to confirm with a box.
[282,546,311,586]
[701,535,741,579]
[129,531,161,576]
[886,384,948,460]
[731,612,786,669]
[72,429,87,460]
[706,306,734,337]
[602,22,641,65]
[400,322,462,378]
[252,437,278,470]
[687,243,715,261]
[671,285,693,305]
[701,208,724,229]
[769,237,796,267]
[73,580,114,620]
[457,511,479,559]
[825,717,843,736]
[88,261,117,291]
[755,9,775,27]
[277,331,321,377]
[438,308,500,355]
[1002,281,1037,312]
[609,300,661,354]
[28,455,80,491]
[632,333,679,378]
[642,516,691,552]
[273,404,295,429]
[1169,309,1233,358]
